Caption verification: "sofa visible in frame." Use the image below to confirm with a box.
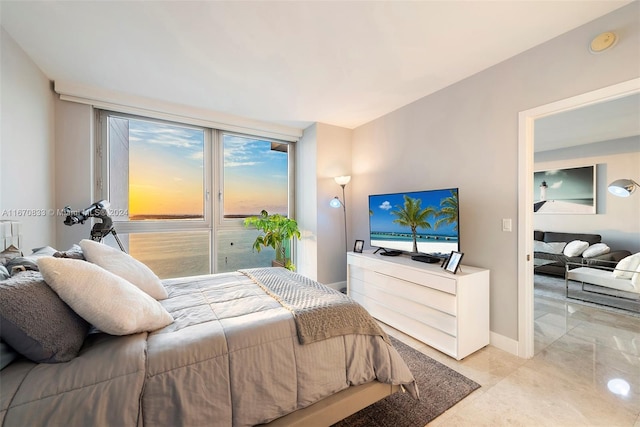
[533,230,631,277]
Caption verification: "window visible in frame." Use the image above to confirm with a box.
[97,111,294,278]
[104,114,207,223]
[216,133,292,273]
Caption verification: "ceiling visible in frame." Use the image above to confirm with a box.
[535,92,640,152]
[0,1,632,130]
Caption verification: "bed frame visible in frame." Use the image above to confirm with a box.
[265,381,400,426]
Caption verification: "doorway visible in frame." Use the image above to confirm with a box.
[517,78,640,358]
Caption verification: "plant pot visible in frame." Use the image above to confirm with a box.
[271,259,287,268]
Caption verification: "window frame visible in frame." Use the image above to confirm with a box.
[95,110,213,235]
[95,109,296,274]
[215,130,296,229]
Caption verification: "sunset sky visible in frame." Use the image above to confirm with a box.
[127,118,288,217]
[223,135,288,217]
[129,119,204,217]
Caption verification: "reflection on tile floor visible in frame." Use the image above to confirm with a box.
[382,294,640,426]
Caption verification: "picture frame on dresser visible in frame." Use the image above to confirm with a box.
[444,251,464,274]
[354,240,364,253]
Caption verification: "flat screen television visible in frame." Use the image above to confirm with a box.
[368,188,459,258]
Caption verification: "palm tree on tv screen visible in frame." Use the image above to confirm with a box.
[391,195,435,253]
[435,190,459,231]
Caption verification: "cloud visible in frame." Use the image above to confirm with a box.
[129,119,204,151]
[549,180,563,189]
[379,201,392,210]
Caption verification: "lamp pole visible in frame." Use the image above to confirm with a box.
[331,175,351,252]
[340,183,347,252]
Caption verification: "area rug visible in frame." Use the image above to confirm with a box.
[534,273,640,317]
[332,336,480,427]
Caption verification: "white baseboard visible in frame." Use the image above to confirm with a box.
[326,280,347,292]
[490,331,520,357]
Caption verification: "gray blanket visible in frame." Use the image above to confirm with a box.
[1,270,417,427]
[240,267,390,345]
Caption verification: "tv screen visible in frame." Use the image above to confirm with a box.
[368,188,459,257]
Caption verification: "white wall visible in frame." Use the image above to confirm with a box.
[296,122,352,288]
[54,99,94,250]
[0,28,56,251]
[350,3,640,342]
[315,123,352,287]
[534,136,640,253]
[296,124,319,280]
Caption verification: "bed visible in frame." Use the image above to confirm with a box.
[0,252,417,426]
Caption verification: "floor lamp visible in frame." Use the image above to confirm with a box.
[608,179,638,197]
[330,175,351,252]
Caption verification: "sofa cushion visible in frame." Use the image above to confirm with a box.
[563,240,590,257]
[582,243,610,258]
[534,241,566,254]
[613,253,640,279]
[543,232,601,246]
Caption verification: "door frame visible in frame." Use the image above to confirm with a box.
[517,77,640,358]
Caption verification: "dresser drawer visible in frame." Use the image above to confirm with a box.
[352,293,457,357]
[350,265,457,315]
[353,255,457,294]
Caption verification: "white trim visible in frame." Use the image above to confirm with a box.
[489,331,519,356]
[55,80,303,142]
[325,280,347,292]
[517,78,640,359]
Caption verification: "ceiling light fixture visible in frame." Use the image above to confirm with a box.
[589,31,617,54]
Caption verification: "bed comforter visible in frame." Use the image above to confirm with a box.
[1,269,416,427]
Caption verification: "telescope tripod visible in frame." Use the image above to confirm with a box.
[90,214,126,253]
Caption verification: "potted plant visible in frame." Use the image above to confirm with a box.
[243,210,301,271]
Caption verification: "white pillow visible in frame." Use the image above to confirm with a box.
[563,240,590,257]
[534,241,566,254]
[632,264,640,292]
[79,239,168,300]
[613,252,640,279]
[582,243,610,258]
[38,257,173,336]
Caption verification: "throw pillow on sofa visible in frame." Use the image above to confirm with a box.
[563,240,590,257]
[582,243,610,258]
[534,241,566,254]
[632,264,640,291]
[613,252,640,279]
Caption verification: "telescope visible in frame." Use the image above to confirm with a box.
[63,200,125,252]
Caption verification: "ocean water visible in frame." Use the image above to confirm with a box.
[370,231,458,254]
[123,229,276,279]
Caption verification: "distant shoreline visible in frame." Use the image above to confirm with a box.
[129,214,203,220]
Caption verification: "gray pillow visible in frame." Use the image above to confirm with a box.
[0,265,9,281]
[0,245,21,266]
[0,271,90,363]
[54,244,85,260]
[1,340,18,369]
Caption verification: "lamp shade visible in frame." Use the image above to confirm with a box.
[329,197,343,208]
[334,175,351,186]
[608,179,638,197]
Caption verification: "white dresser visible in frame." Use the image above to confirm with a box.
[347,251,490,360]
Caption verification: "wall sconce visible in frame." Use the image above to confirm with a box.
[608,179,638,197]
[330,175,351,251]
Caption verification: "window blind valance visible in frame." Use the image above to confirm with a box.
[54,80,302,143]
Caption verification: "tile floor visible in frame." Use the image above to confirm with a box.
[382,293,640,426]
